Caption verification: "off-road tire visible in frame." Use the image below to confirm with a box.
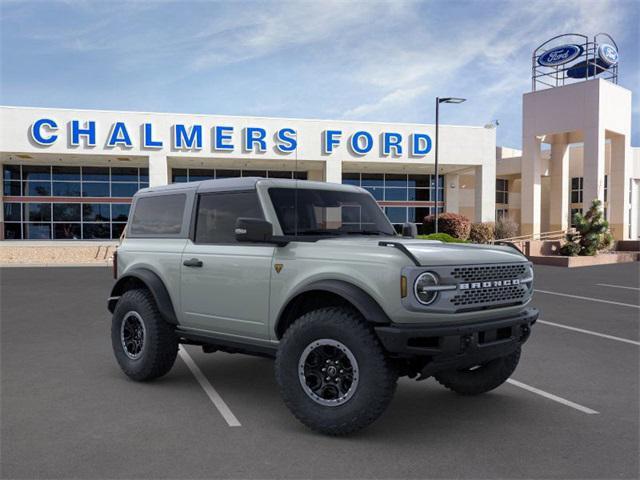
[434,347,521,395]
[111,288,178,381]
[275,307,398,435]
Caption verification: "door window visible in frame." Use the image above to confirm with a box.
[194,191,263,244]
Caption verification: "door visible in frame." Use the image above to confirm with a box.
[180,190,274,339]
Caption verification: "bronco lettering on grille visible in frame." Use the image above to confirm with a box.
[458,279,521,290]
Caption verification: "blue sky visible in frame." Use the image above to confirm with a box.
[1,0,638,148]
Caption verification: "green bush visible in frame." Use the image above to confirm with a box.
[469,222,495,244]
[417,233,468,243]
[422,213,471,240]
[495,217,519,239]
[559,199,613,256]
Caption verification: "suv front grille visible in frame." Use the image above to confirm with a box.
[451,285,527,308]
[451,264,527,283]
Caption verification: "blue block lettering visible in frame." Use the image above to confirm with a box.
[30,118,58,145]
[275,128,297,153]
[383,132,403,155]
[214,126,234,151]
[174,124,203,149]
[323,130,342,154]
[107,122,133,147]
[71,120,96,146]
[411,133,432,156]
[245,127,267,152]
[143,123,163,148]
[350,131,373,155]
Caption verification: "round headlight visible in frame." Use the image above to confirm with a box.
[414,272,439,305]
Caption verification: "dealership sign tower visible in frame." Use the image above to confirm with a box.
[522,33,634,240]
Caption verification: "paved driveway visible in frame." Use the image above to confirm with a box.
[1,263,638,479]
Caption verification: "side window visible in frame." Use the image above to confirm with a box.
[129,194,186,236]
[195,191,263,244]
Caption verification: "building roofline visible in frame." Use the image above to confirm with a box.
[0,104,489,130]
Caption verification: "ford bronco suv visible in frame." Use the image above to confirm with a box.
[108,178,537,435]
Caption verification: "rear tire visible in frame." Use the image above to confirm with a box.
[434,348,521,395]
[275,307,397,435]
[111,289,178,381]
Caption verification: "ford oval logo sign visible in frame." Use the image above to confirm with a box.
[598,44,618,66]
[538,44,583,67]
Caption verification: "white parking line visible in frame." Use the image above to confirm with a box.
[538,319,640,346]
[506,379,599,415]
[178,346,241,427]
[535,289,640,309]
[596,283,640,291]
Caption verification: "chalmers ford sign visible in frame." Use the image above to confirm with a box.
[29,118,434,157]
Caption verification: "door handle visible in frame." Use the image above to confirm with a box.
[183,258,203,267]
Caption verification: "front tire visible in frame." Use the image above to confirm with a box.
[111,289,178,381]
[275,307,397,435]
[434,348,521,395]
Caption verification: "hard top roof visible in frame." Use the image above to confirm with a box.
[135,177,362,196]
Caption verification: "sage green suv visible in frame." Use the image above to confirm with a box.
[108,177,537,435]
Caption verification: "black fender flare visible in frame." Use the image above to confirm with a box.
[108,268,178,325]
[275,279,391,337]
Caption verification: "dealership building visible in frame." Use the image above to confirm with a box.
[1,35,638,242]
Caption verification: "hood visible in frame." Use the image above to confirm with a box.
[313,237,526,266]
[397,239,526,266]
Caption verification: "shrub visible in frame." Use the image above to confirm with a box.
[422,213,471,240]
[559,199,613,256]
[417,233,468,243]
[469,222,495,244]
[495,217,519,239]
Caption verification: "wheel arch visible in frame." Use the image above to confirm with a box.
[274,280,391,339]
[108,268,178,325]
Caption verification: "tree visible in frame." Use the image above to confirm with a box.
[560,199,613,256]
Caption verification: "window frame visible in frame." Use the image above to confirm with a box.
[191,189,265,245]
[127,190,193,239]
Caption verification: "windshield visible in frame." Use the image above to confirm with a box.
[268,187,396,237]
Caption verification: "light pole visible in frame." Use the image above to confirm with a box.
[434,96,466,233]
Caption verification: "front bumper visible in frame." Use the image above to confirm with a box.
[375,307,538,375]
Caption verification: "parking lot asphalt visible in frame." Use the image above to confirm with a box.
[1,263,639,479]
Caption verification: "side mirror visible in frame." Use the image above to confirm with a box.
[402,222,417,238]
[235,218,274,243]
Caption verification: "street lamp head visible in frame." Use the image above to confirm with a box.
[438,97,466,104]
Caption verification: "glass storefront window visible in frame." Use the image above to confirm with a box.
[110,167,138,182]
[3,165,21,181]
[4,223,22,239]
[82,182,110,197]
[53,204,81,221]
[83,204,110,222]
[26,181,51,196]
[188,169,216,180]
[3,181,21,196]
[111,204,130,222]
[24,223,51,239]
[384,188,408,201]
[25,203,51,222]
[111,183,139,197]
[4,203,21,221]
[52,182,81,197]
[54,223,81,239]
[83,223,111,239]
[22,165,51,181]
[385,207,406,223]
[215,169,241,178]
[361,174,384,187]
[52,166,80,181]
[82,167,110,182]
[3,164,144,240]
